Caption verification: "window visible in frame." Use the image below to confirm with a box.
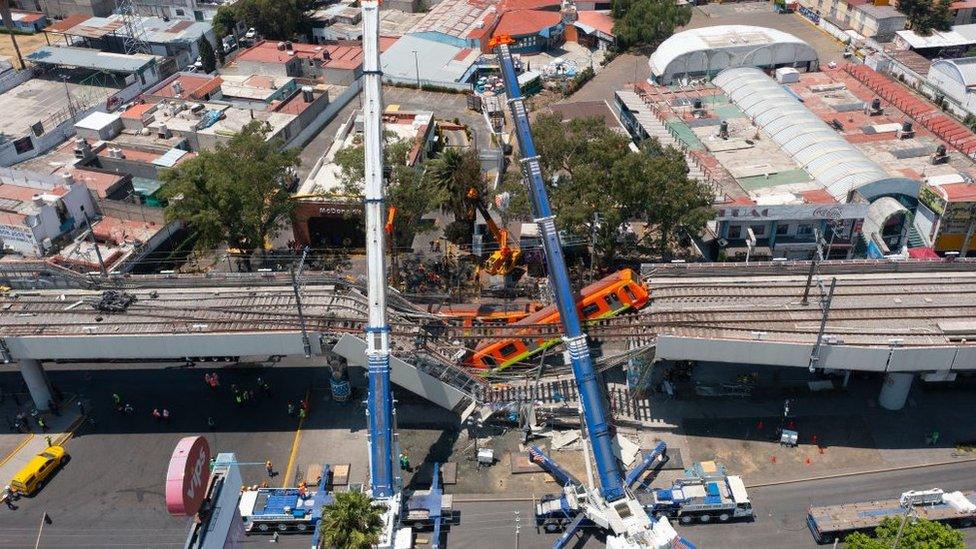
[622,285,637,303]
[749,224,766,237]
[499,343,519,357]
[797,224,814,236]
[776,224,789,236]
[581,303,601,317]
[175,8,185,16]
[727,225,742,239]
[481,355,496,368]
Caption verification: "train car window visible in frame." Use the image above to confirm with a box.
[605,293,623,310]
[500,343,519,357]
[581,303,600,317]
[481,355,496,367]
[622,285,637,302]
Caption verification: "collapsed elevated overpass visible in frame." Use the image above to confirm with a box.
[1,259,975,411]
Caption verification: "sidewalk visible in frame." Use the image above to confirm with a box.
[0,397,83,487]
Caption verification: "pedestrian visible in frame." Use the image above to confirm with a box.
[234,393,243,406]
[256,377,263,388]
[270,531,279,543]
[113,393,121,409]
[45,435,52,447]
[204,373,212,387]
[231,384,239,394]
[152,408,161,421]
[287,402,295,417]
[123,403,134,414]
[300,399,309,413]
[265,460,274,477]
[77,401,85,415]
[37,417,47,432]
[262,382,271,396]
[399,453,410,471]
[162,409,170,423]
[212,373,219,387]
[207,416,215,430]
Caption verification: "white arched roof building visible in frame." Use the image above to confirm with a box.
[649,25,819,85]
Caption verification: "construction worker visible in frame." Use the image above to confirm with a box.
[287,402,295,417]
[234,393,243,406]
[152,408,161,421]
[162,409,170,423]
[37,417,47,432]
[399,453,410,471]
[207,416,215,430]
[298,408,307,421]
[265,460,274,478]
[45,435,52,447]
[112,393,121,410]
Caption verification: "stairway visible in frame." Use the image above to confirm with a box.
[907,224,926,248]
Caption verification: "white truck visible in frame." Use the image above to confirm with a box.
[648,473,754,525]
[807,488,976,544]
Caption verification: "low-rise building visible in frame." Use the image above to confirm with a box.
[8,10,48,33]
[567,10,615,51]
[132,0,232,22]
[44,14,217,71]
[0,169,96,257]
[232,40,364,85]
[915,176,976,255]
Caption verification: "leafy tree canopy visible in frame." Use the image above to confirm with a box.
[896,0,953,35]
[499,113,713,266]
[319,491,383,549]
[611,0,691,51]
[844,517,965,549]
[212,0,313,40]
[161,121,299,259]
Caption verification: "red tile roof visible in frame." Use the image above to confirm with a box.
[951,0,976,9]
[152,73,222,99]
[67,168,127,198]
[576,10,614,36]
[500,0,561,10]
[380,36,398,52]
[121,102,155,120]
[938,182,976,201]
[493,10,562,37]
[13,10,46,23]
[44,14,89,33]
[92,215,159,245]
[237,40,363,71]
[800,189,838,204]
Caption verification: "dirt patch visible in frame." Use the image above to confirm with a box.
[0,33,50,69]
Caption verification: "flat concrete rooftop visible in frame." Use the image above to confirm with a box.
[0,77,117,139]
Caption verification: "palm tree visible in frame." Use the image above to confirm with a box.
[0,0,23,69]
[319,491,383,549]
[426,147,484,245]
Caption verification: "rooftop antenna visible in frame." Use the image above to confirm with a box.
[116,0,151,55]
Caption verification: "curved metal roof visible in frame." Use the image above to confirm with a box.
[712,67,919,201]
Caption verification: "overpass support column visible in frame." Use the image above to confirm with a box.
[878,372,913,411]
[20,359,53,411]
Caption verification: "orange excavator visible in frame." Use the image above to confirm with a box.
[466,187,521,276]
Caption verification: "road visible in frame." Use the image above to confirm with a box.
[449,461,976,549]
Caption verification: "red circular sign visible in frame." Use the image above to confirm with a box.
[166,436,211,516]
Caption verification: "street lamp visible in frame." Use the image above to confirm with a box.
[412,50,420,89]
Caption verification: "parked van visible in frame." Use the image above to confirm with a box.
[10,446,68,496]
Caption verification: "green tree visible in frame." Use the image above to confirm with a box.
[197,37,217,73]
[426,147,484,245]
[212,5,237,38]
[319,491,383,549]
[520,113,713,266]
[844,517,965,548]
[217,0,314,41]
[897,0,953,35]
[161,121,299,266]
[332,136,448,246]
[611,0,691,52]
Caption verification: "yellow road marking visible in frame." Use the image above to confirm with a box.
[53,415,86,448]
[0,434,34,469]
[281,388,310,487]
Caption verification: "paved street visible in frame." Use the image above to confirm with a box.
[449,461,976,549]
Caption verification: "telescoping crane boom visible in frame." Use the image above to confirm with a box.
[491,36,692,549]
[466,187,521,275]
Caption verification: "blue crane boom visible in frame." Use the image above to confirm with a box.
[495,41,625,503]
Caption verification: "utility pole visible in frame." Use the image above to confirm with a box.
[808,277,836,373]
[291,246,312,357]
[412,50,421,89]
[79,205,107,277]
[801,228,822,306]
